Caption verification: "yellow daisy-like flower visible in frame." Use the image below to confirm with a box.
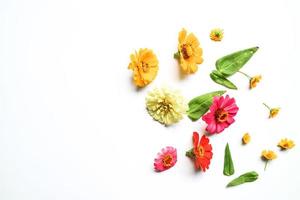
[128,48,159,88]
[261,150,277,170]
[263,103,280,118]
[250,75,262,89]
[210,28,224,41]
[278,138,295,150]
[269,108,280,118]
[146,87,187,126]
[262,150,277,160]
[242,133,251,144]
[174,28,203,74]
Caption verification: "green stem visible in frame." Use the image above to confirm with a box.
[263,103,271,110]
[238,71,251,79]
[264,161,268,171]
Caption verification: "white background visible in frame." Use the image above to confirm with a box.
[1,0,300,199]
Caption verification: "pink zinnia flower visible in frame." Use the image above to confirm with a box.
[202,95,239,134]
[154,146,177,172]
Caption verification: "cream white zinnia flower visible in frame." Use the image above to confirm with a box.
[146,87,187,125]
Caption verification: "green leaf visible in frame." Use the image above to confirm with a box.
[227,171,259,187]
[216,47,259,77]
[187,90,226,121]
[223,143,235,176]
[210,70,238,90]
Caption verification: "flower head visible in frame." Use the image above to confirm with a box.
[210,28,224,41]
[186,132,213,171]
[174,28,203,74]
[261,150,277,160]
[154,146,177,172]
[263,103,280,118]
[128,48,159,87]
[250,75,262,89]
[242,133,251,144]
[202,95,239,134]
[261,150,277,170]
[269,108,280,118]
[278,138,295,150]
[146,87,187,126]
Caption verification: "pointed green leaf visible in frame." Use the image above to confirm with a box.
[187,90,226,121]
[227,171,259,187]
[216,47,259,77]
[223,143,235,176]
[210,70,238,90]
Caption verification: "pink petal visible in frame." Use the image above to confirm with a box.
[206,121,217,134]
[216,123,225,133]
[217,96,224,108]
[220,95,230,108]
[226,117,235,124]
[222,95,235,108]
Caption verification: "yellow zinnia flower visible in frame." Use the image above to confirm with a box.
[146,87,187,126]
[210,28,224,41]
[242,133,251,144]
[174,28,203,74]
[278,138,295,150]
[128,48,159,87]
[261,150,277,170]
[250,75,262,89]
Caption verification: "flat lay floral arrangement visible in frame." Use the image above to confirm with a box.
[127,28,295,187]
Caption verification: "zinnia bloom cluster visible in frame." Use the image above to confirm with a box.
[154,146,177,172]
[128,48,159,87]
[174,28,203,74]
[146,87,187,126]
[202,95,239,134]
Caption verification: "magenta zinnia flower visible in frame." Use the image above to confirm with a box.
[154,146,177,172]
[202,95,239,134]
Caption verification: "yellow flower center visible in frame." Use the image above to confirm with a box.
[162,154,173,167]
[197,146,205,157]
[158,99,173,112]
[181,44,193,59]
[215,109,229,123]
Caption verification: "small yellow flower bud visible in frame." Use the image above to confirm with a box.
[250,75,262,89]
[242,133,251,144]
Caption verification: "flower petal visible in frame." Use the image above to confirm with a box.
[193,132,199,147]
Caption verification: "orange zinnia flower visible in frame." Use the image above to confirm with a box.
[174,28,203,74]
[128,48,159,87]
[191,132,213,171]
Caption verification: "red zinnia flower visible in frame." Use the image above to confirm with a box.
[202,95,239,134]
[186,132,213,171]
